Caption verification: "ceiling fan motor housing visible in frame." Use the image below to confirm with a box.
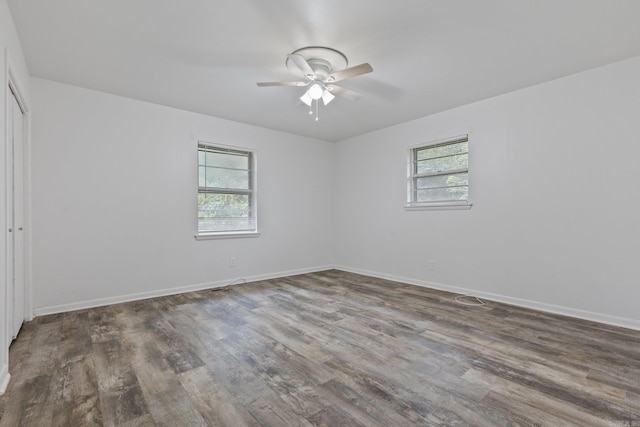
[306,59,332,80]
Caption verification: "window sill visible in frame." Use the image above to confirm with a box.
[405,201,473,211]
[195,231,261,240]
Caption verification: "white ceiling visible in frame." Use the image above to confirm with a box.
[9,0,640,142]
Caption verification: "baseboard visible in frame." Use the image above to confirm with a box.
[33,265,334,316]
[32,263,640,332]
[0,363,10,395]
[335,265,640,332]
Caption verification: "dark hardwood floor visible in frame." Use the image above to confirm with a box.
[1,270,639,426]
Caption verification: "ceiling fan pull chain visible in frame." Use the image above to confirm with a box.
[315,99,319,122]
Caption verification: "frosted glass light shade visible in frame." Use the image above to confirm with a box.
[300,91,312,106]
[322,90,335,105]
[308,83,323,100]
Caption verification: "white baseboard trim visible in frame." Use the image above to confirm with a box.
[34,265,334,317]
[0,364,10,395]
[32,263,640,332]
[335,265,640,332]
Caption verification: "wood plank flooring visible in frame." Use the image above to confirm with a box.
[1,270,639,426]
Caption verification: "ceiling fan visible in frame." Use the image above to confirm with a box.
[257,46,373,120]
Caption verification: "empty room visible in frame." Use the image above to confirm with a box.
[1,0,640,425]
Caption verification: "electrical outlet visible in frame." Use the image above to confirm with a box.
[229,257,236,268]
[428,259,436,270]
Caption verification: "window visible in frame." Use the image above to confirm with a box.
[196,143,258,238]
[407,135,471,210]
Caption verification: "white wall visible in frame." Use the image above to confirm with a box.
[334,55,640,329]
[18,26,640,336]
[30,56,640,331]
[1,0,31,393]
[30,78,334,313]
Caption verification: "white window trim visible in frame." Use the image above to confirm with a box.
[195,141,259,240]
[405,134,472,211]
[195,230,261,240]
[405,201,472,211]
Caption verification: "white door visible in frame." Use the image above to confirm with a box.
[8,88,25,340]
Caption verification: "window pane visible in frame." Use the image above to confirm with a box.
[199,217,257,232]
[198,150,205,165]
[416,141,467,160]
[204,151,248,170]
[198,193,255,232]
[198,193,249,218]
[198,166,206,187]
[416,153,468,174]
[416,172,468,189]
[416,186,468,202]
[204,167,249,189]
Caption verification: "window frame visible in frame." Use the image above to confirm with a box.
[405,134,472,211]
[195,141,259,240]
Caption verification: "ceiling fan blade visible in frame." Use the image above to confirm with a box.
[327,63,373,83]
[287,54,316,77]
[326,85,362,101]
[257,81,308,87]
